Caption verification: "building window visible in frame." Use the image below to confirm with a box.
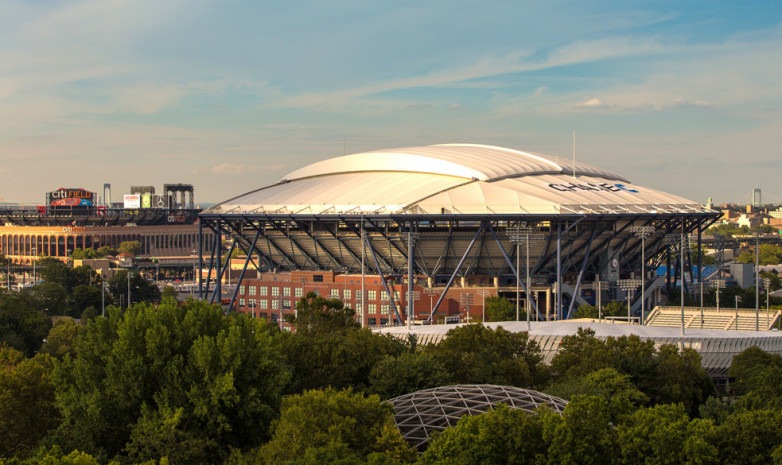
[368,303,377,314]
[368,290,377,301]
[283,301,291,310]
[381,304,390,315]
[313,274,324,282]
[249,300,256,308]
[294,287,303,297]
[271,287,279,296]
[380,318,389,326]
[368,317,376,326]
[330,289,340,298]
[249,286,257,295]
[344,289,352,300]
[394,291,400,301]
[260,300,268,309]
[283,287,291,297]
[381,290,389,301]
[260,286,268,296]
[271,300,280,310]
[239,298,245,307]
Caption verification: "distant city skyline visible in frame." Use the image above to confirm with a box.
[1,1,781,205]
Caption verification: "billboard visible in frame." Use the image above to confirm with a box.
[123,194,141,208]
[46,188,96,207]
[141,194,152,208]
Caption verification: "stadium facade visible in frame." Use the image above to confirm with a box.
[200,143,720,324]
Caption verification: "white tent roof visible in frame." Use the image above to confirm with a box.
[210,143,709,215]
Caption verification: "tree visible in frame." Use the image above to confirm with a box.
[368,352,451,399]
[0,294,51,356]
[259,388,415,464]
[550,328,611,379]
[286,292,358,336]
[549,330,714,415]
[546,395,618,465]
[107,270,160,307]
[711,409,782,465]
[738,244,782,266]
[735,365,782,411]
[53,300,289,464]
[650,344,715,415]
[574,304,599,319]
[160,286,178,301]
[40,319,83,359]
[729,346,782,395]
[544,368,648,422]
[425,324,547,388]
[616,404,717,465]
[0,353,58,459]
[117,241,142,257]
[281,327,405,394]
[419,403,553,465]
[485,296,517,322]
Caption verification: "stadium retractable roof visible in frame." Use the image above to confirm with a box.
[208,144,708,216]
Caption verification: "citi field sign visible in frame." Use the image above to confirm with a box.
[46,188,96,207]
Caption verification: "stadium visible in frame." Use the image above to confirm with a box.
[200,143,717,318]
[198,143,782,375]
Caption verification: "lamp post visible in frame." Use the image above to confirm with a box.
[592,279,609,322]
[618,278,643,324]
[477,289,492,323]
[31,247,37,285]
[630,225,655,324]
[764,277,771,329]
[666,233,686,335]
[405,290,421,328]
[459,292,474,323]
[509,226,544,326]
[101,281,106,317]
[734,295,741,331]
[423,287,437,322]
[191,249,197,299]
[755,233,760,332]
[710,278,725,312]
[127,272,132,308]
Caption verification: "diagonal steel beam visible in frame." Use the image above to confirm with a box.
[365,233,402,323]
[566,223,598,318]
[227,228,261,314]
[426,222,486,322]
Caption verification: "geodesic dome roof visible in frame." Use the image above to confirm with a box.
[208,143,707,216]
[388,384,568,451]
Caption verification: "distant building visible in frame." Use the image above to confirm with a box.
[729,263,755,288]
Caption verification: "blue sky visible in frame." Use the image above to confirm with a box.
[1,0,781,204]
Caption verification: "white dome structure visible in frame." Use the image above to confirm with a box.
[200,143,719,325]
[208,144,705,216]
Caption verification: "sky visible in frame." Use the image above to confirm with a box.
[1,0,781,205]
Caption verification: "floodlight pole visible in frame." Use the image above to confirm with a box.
[755,234,760,331]
[680,228,685,335]
[361,218,366,328]
[630,225,654,324]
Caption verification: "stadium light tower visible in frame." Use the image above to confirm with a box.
[666,232,686,335]
[592,279,609,322]
[764,277,771,329]
[477,289,492,323]
[509,225,544,329]
[710,278,725,313]
[618,278,642,324]
[630,225,655,324]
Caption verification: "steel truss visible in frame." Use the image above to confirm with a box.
[199,212,719,318]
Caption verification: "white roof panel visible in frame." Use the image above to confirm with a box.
[209,143,710,215]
